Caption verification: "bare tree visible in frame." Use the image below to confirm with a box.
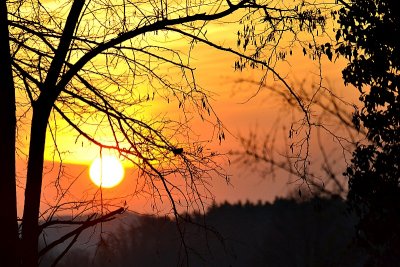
[0,0,336,266]
[0,1,19,265]
[230,76,366,197]
[227,0,369,197]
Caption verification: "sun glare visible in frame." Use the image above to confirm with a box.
[89,156,125,188]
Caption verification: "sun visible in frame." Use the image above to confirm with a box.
[89,156,125,188]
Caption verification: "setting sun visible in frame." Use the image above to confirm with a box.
[89,156,125,188]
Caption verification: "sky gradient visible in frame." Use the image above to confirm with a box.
[14,5,360,217]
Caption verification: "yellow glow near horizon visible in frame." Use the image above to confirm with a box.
[89,156,125,188]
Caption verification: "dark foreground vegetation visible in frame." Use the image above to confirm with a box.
[41,196,366,267]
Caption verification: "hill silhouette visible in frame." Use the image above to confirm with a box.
[40,196,366,266]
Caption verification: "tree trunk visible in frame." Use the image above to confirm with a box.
[20,1,85,265]
[0,2,19,267]
[22,102,52,267]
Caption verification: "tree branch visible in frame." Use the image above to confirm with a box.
[57,0,251,92]
[39,207,124,258]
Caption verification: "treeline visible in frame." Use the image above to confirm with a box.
[41,196,367,267]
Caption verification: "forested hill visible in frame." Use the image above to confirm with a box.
[42,196,367,267]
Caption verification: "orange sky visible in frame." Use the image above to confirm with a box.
[15,2,360,217]
[17,49,357,217]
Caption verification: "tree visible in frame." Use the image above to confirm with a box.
[230,78,361,197]
[0,0,331,266]
[335,0,400,265]
[227,1,364,197]
[0,1,19,265]
[44,197,365,266]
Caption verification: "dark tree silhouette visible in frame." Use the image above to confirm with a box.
[0,0,334,266]
[230,78,361,197]
[228,1,364,197]
[335,0,400,265]
[0,1,18,265]
[44,197,366,267]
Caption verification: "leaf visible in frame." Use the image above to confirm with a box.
[172,147,183,155]
[326,48,333,61]
[335,29,341,41]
